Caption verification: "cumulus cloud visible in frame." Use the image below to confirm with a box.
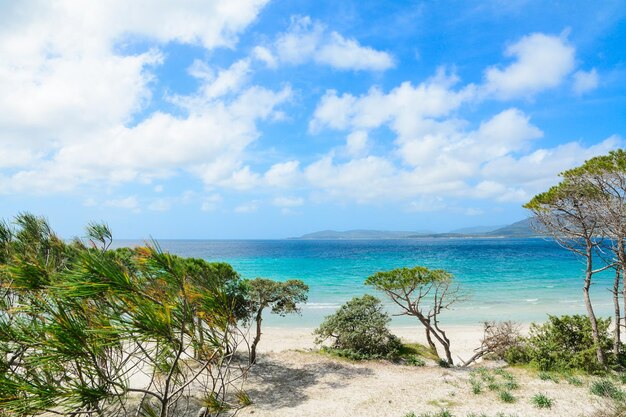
[483,33,575,99]
[303,57,619,204]
[264,161,302,188]
[345,131,369,157]
[573,69,599,95]
[310,69,472,133]
[273,16,394,71]
[0,0,278,195]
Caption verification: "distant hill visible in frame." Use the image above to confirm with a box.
[294,229,433,240]
[449,225,505,234]
[292,218,537,240]
[484,218,536,238]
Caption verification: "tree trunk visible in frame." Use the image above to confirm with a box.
[614,269,621,356]
[250,308,263,364]
[584,242,605,365]
[424,327,438,355]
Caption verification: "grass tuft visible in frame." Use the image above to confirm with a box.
[531,393,553,409]
[498,390,516,403]
[590,378,625,401]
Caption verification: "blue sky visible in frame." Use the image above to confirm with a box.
[1,0,625,239]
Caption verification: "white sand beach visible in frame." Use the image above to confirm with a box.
[242,326,604,417]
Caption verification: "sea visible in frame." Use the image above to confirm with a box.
[112,238,617,328]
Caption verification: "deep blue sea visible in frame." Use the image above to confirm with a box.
[112,238,616,327]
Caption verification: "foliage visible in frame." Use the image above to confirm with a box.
[566,375,584,386]
[405,354,425,366]
[244,277,308,363]
[0,213,251,417]
[538,371,560,383]
[498,390,516,403]
[469,368,520,404]
[591,379,625,401]
[525,315,613,372]
[365,266,461,364]
[314,295,401,359]
[469,378,483,394]
[531,393,553,409]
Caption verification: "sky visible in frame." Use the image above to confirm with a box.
[1,0,625,239]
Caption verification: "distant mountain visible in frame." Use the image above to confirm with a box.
[292,218,537,240]
[293,229,433,240]
[484,218,536,237]
[449,225,505,234]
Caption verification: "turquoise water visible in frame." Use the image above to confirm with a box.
[113,238,616,327]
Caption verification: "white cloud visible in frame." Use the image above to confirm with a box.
[177,59,252,103]
[479,135,622,201]
[305,155,398,202]
[315,32,394,71]
[264,161,302,188]
[0,0,276,195]
[345,131,369,157]
[310,69,472,133]
[573,69,599,95]
[273,16,394,71]
[483,33,575,99]
[302,58,618,205]
[252,46,277,68]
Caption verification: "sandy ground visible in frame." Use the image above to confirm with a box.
[241,326,606,417]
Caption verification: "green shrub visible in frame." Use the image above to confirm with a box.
[503,379,519,390]
[566,375,584,386]
[406,354,426,366]
[314,295,402,359]
[590,379,625,401]
[538,371,559,383]
[503,344,531,365]
[438,359,451,368]
[526,315,613,373]
[498,390,516,403]
[416,411,453,417]
[532,393,553,409]
[487,381,501,391]
[470,378,483,394]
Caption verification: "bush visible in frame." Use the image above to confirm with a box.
[566,375,584,386]
[525,315,613,373]
[498,390,516,403]
[590,379,625,401]
[314,295,402,359]
[532,393,553,409]
[438,359,450,368]
[406,354,426,366]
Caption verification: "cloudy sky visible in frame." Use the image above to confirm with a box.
[1,1,625,238]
